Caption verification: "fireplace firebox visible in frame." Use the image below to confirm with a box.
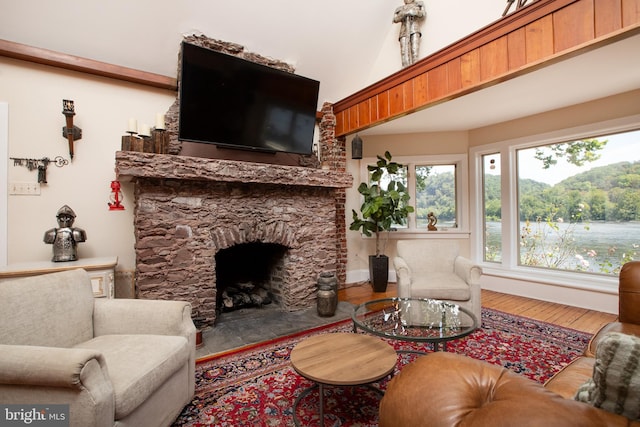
[215,242,288,312]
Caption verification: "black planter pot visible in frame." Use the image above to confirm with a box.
[369,255,389,292]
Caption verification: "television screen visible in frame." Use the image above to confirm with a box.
[178,42,320,155]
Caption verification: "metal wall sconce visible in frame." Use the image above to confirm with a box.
[62,99,82,160]
[351,134,363,159]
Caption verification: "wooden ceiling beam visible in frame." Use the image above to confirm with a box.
[0,39,177,91]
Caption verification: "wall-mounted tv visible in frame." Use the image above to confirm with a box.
[178,42,320,155]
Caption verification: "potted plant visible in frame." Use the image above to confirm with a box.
[350,151,414,291]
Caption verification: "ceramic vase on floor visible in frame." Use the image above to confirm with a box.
[317,271,338,316]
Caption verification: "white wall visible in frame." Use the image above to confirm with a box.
[0,57,176,271]
[0,102,8,266]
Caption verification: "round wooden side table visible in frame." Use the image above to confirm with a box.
[290,332,397,427]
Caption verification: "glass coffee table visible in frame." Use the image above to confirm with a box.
[352,298,477,352]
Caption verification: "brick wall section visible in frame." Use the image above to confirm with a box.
[318,103,348,287]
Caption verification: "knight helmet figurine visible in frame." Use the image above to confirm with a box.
[43,205,87,262]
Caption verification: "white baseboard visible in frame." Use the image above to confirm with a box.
[480,273,617,314]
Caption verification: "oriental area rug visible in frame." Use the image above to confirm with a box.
[173,308,592,427]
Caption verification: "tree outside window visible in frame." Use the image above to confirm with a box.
[415,165,457,229]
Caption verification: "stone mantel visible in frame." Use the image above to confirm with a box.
[115,151,353,189]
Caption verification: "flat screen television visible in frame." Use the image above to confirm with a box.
[178,42,320,155]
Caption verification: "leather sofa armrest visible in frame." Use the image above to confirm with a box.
[544,356,594,399]
[393,256,412,298]
[585,322,640,357]
[619,261,640,324]
[584,261,640,357]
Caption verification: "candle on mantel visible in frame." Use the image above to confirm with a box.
[155,113,165,130]
[127,118,138,134]
[139,124,151,137]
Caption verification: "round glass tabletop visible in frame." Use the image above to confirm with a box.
[352,297,477,349]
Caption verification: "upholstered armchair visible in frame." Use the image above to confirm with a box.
[0,268,196,427]
[394,239,482,325]
[585,260,640,357]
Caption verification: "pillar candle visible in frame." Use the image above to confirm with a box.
[127,118,138,133]
[139,124,151,137]
[155,113,165,130]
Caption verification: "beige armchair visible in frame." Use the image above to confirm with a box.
[0,269,195,427]
[394,240,482,325]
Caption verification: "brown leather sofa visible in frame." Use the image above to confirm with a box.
[379,352,639,427]
[585,260,640,356]
[379,261,640,427]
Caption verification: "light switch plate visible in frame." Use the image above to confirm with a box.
[9,182,41,195]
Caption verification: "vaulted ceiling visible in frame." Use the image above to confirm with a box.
[1,0,639,136]
[0,0,395,109]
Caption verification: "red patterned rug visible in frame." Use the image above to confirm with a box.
[173,308,591,427]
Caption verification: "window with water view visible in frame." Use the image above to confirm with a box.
[416,165,457,229]
[483,128,640,276]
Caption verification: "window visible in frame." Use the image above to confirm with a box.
[482,153,501,263]
[360,154,468,235]
[474,124,640,280]
[415,164,457,229]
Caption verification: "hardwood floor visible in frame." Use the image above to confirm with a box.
[338,282,617,335]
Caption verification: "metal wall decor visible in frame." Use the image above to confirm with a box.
[10,156,68,183]
[62,99,82,160]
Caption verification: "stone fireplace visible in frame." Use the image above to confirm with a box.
[114,36,352,327]
[115,138,352,327]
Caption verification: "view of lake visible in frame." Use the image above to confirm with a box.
[485,221,639,274]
